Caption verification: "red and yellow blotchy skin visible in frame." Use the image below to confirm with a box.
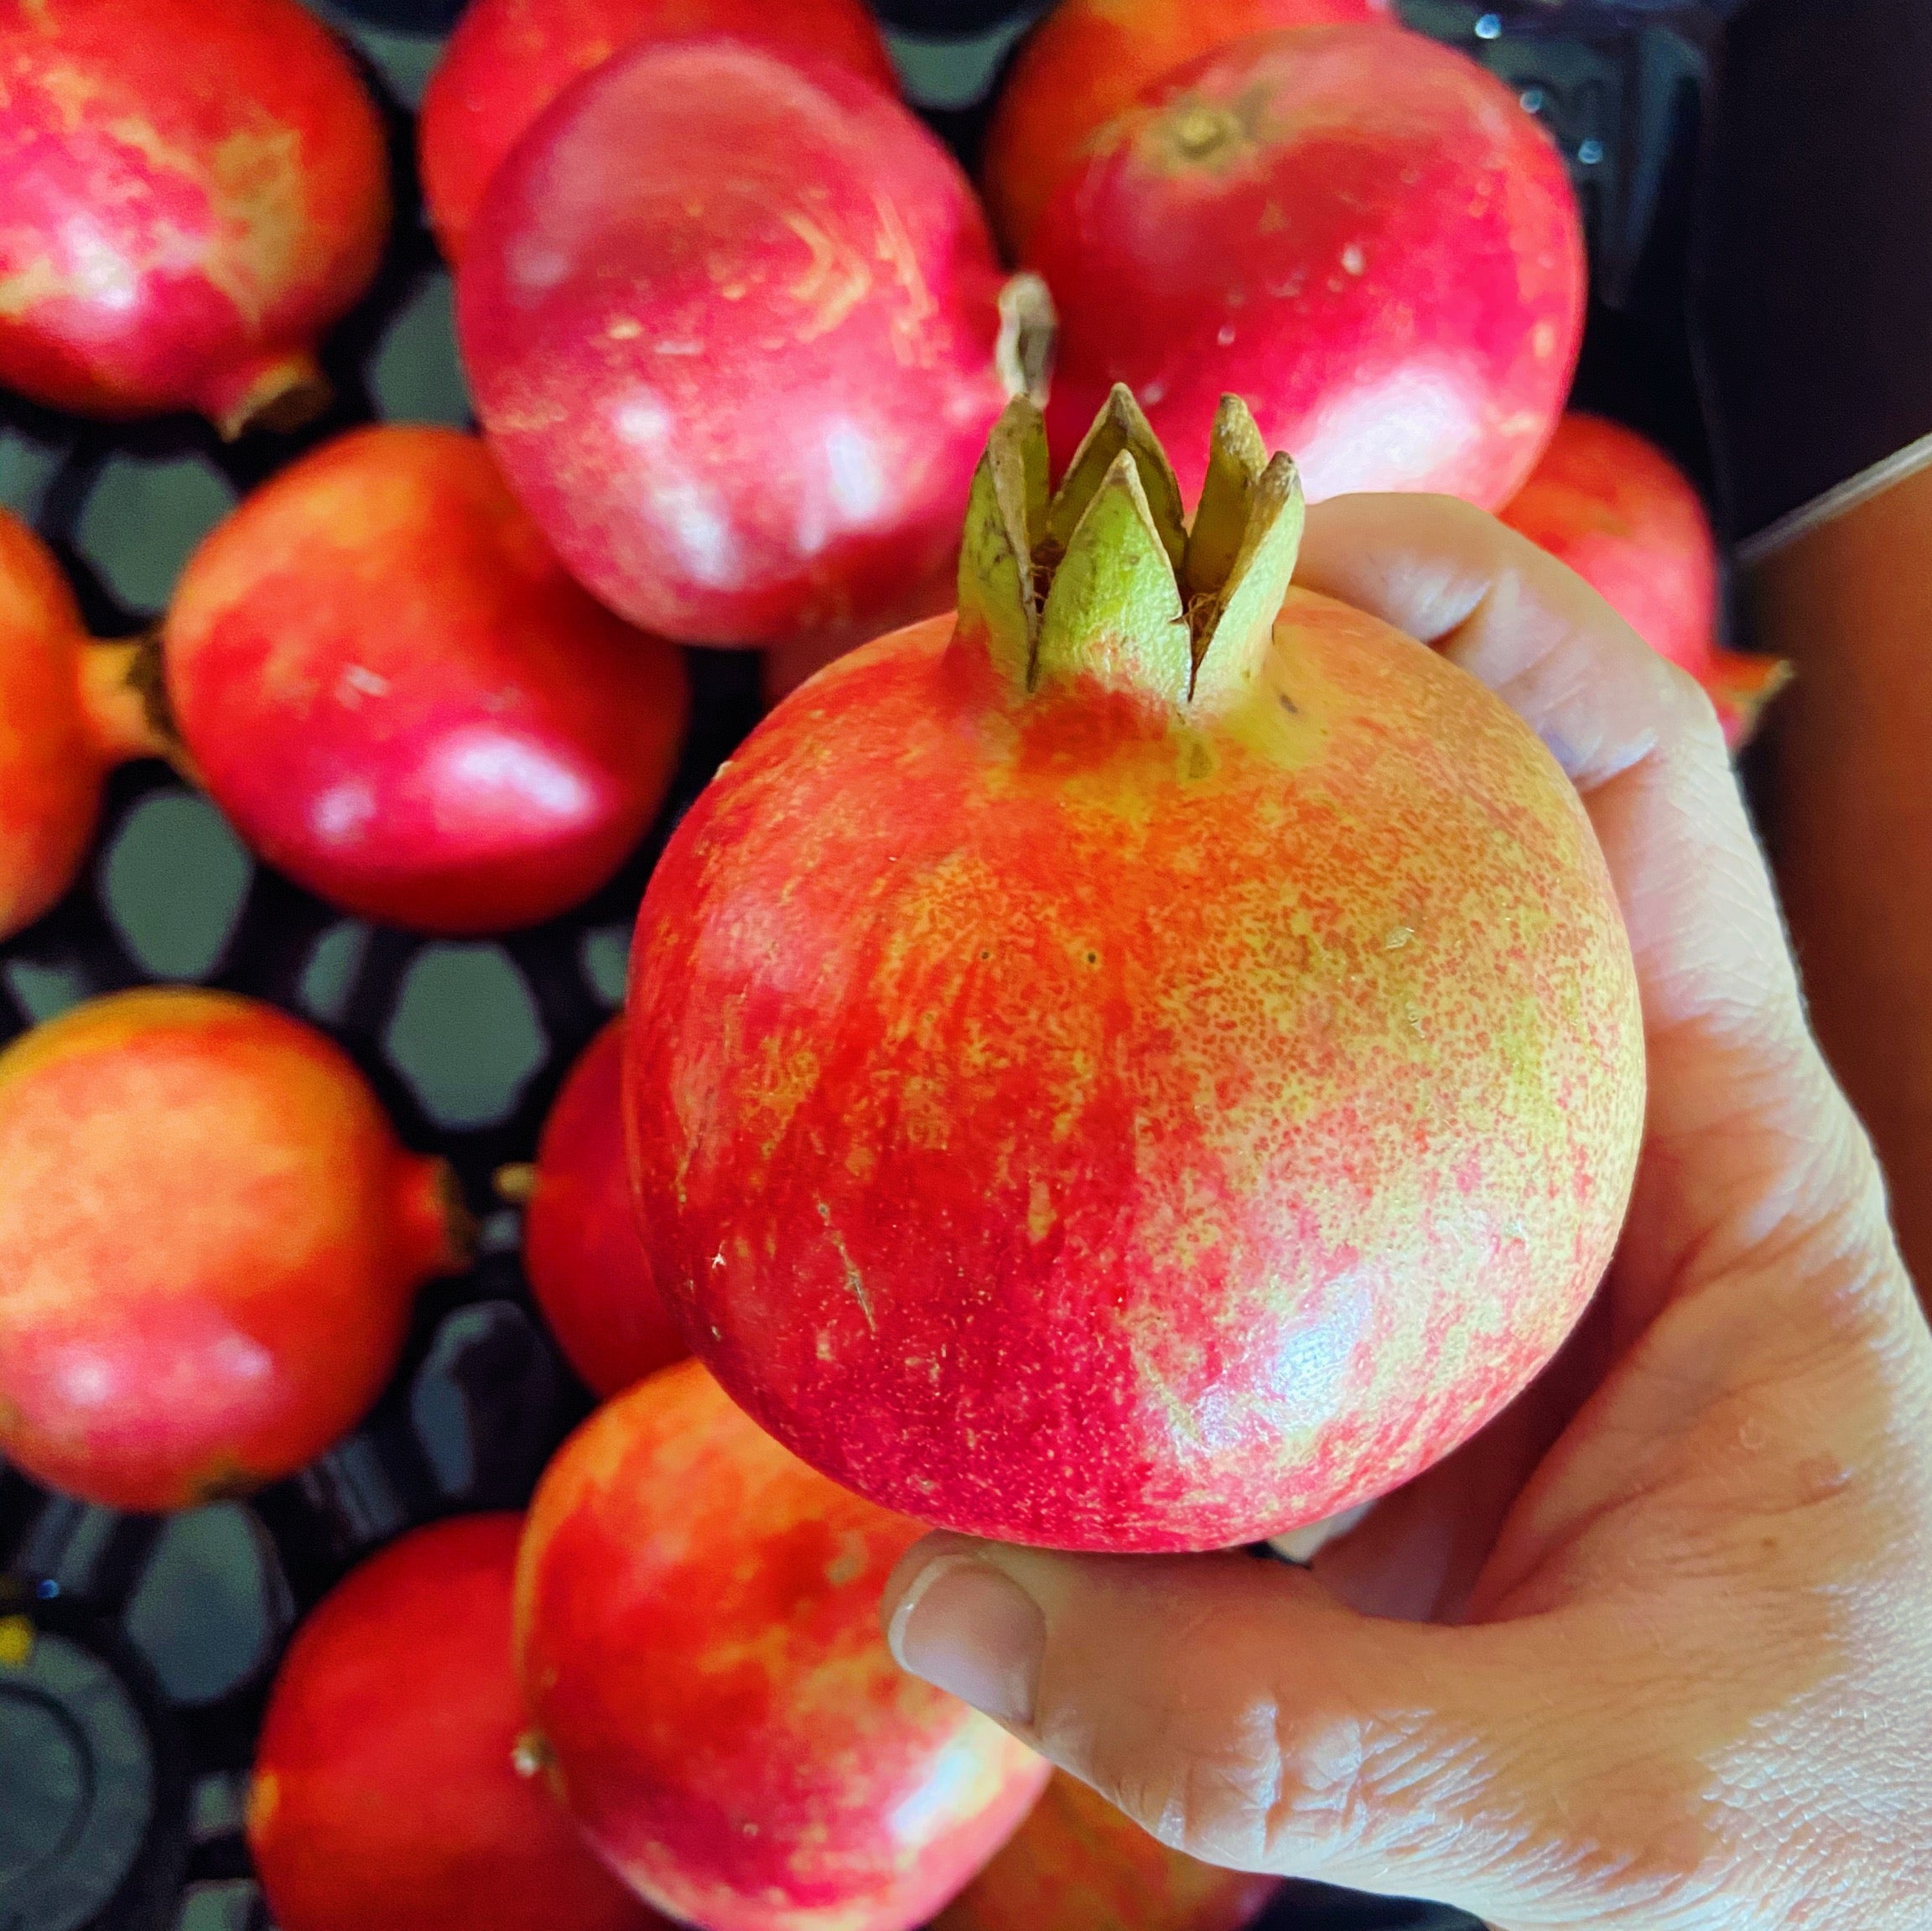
[1031,23,1584,511]
[516,1018,688,1399]
[0,989,467,1513]
[935,1773,1282,1931]
[0,0,389,437]
[0,511,167,940]
[983,0,1392,257]
[459,38,1050,649]
[250,1515,662,1931]
[1500,412,1789,749]
[516,1361,1049,1931]
[626,391,1644,1552]
[162,427,689,934]
[420,0,897,263]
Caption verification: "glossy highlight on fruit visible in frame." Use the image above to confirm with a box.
[984,0,1393,257]
[421,0,898,262]
[515,1361,1050,1931]
[460,37,1051,648]
[0,989,467,1513]
[1033,23,1584,509]
[0,0,389,436]
[1499,413,1789,748]
[163,427,688,933]
[626,389,1645,1552]
[250,1514,662,1931]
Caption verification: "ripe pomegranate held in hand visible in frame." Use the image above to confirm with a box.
[1032,23,1583,510]
[0,0,388,436]
[250,1514,663,1931]
[459,38,1052,647]
[0,989,468,1512]
[503,1018,686,1399]
[162,427,688,933]
[984,0,1392,257]
[626,389,1644,1552]
[515,1361,1049,1931]
[1500,413,1789,748]
[420,0,897,262]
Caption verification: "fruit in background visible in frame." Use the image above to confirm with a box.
[420,0,898,262]
[0,989,467,1513]
[0,512,169,941]
[1498,413,1789,749]
[0,0,388,437]
[515,1361,1050,1931]
[1031,24,1584,511]
[459,38,1053,649]
[936,1773,1283,1931]
[984,0,1394,257]
[500,1018,686,1399]
[250,1514,662,1931]
[162,427,688,934]
[626,389,1644,1553]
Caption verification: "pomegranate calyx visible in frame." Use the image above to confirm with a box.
[1046,383,1187,571]
[1702,648,1793,750]
[994,272,1057,408]
[78,633,179,767]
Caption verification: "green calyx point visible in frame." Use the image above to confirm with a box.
[957,384,1304,716]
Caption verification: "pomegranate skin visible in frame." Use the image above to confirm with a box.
[0,989,465,1513]
[626,602,1644,1553]
[515,1362,1050,1931]
[420,0,897,263]
[522,1019,687,1399]
[163,427,688,934]
[1499,413,1786,749]
[984,0,1393,257]
[935,1773,1282,1931]
[1032,25,1585,510]
[0,0,389,436]
[250,1515,662,1931]
[459,39,1026,647]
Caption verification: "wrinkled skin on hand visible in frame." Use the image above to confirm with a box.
[883,494,1932,1931]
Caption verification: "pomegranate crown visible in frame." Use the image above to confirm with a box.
[958,384,1304,714]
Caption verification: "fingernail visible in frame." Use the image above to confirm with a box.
[886,1555,1043,1727]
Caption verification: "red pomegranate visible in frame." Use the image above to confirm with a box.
[936,1773,1282,1931]
[0,989,467,1513]
[420,0,897,263]
[1499,412,1789,749]
[250,1514,662,1931]
[1031,23,1584,511]
[459,38,1052,648]
[504,1019,686,1399]
[162,427,688,934]
[984,0,1392,257]
[0,511,169,941]
[515,1361,1050,1931]
[625,390,1644,1552]
[0,0,388,437]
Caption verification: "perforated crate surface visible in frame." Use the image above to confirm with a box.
[0,6,1731,1928]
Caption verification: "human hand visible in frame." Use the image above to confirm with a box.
[881,496,1932,1930]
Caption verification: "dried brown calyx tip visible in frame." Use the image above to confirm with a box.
[958,383,1303,714]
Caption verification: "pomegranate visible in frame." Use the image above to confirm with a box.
[515,1360,1050,1931]
[458,37,1052,648]
[420,0,897,263]
[0,0,388,437]
[1499,412,1789,749]
[250,1514,662,1931]
[0,989,467,1513]
[161,427,688,934]
[625,389,1644,1553]
[501,1018,686,1399]
[936,1773,1282,1931]
[984,0,1393,257]
[1031,23,1584,511]
[0,511,169,942]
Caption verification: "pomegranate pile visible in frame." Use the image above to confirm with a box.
[0,2,1774,1927]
